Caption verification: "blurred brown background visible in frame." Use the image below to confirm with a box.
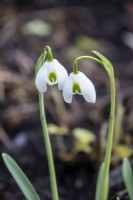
[0,0,133,199]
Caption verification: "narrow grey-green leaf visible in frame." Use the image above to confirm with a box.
[95,162,108,200]
[35,53,43,75]
[2,153,40,200]
[122,158,133,200]
[95,162,104,200]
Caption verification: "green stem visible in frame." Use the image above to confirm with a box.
[73,61,79,74]
[74,56,102,65]
[39,92,58,200]
[73,56,111,77]
[101,77,115,200]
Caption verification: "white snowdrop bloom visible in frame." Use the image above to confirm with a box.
[35,59,68,92]
[62,71,96,103]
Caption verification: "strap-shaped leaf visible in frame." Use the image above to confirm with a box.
[95,162,108,200]
[2,153,40,200]
[122,158,133,200]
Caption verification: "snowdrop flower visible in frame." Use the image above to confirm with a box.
[63,71,96,103]
[35,59,68,92]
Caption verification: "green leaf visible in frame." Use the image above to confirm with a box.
[95,162,104,200]
[95,162,108,200]
[122,158,133,200]
[2,153,40,200]
[35,53,44,75]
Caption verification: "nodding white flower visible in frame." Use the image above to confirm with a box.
[35,59,68,92]
[62,71,96,103]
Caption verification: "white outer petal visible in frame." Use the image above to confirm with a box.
[35,63,48,92]
[62,74,73,103]
[78,72,96,103]
[52,59,68,90]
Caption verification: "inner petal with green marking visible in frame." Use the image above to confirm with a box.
[73,82,81,94]
[48,72,57,83]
